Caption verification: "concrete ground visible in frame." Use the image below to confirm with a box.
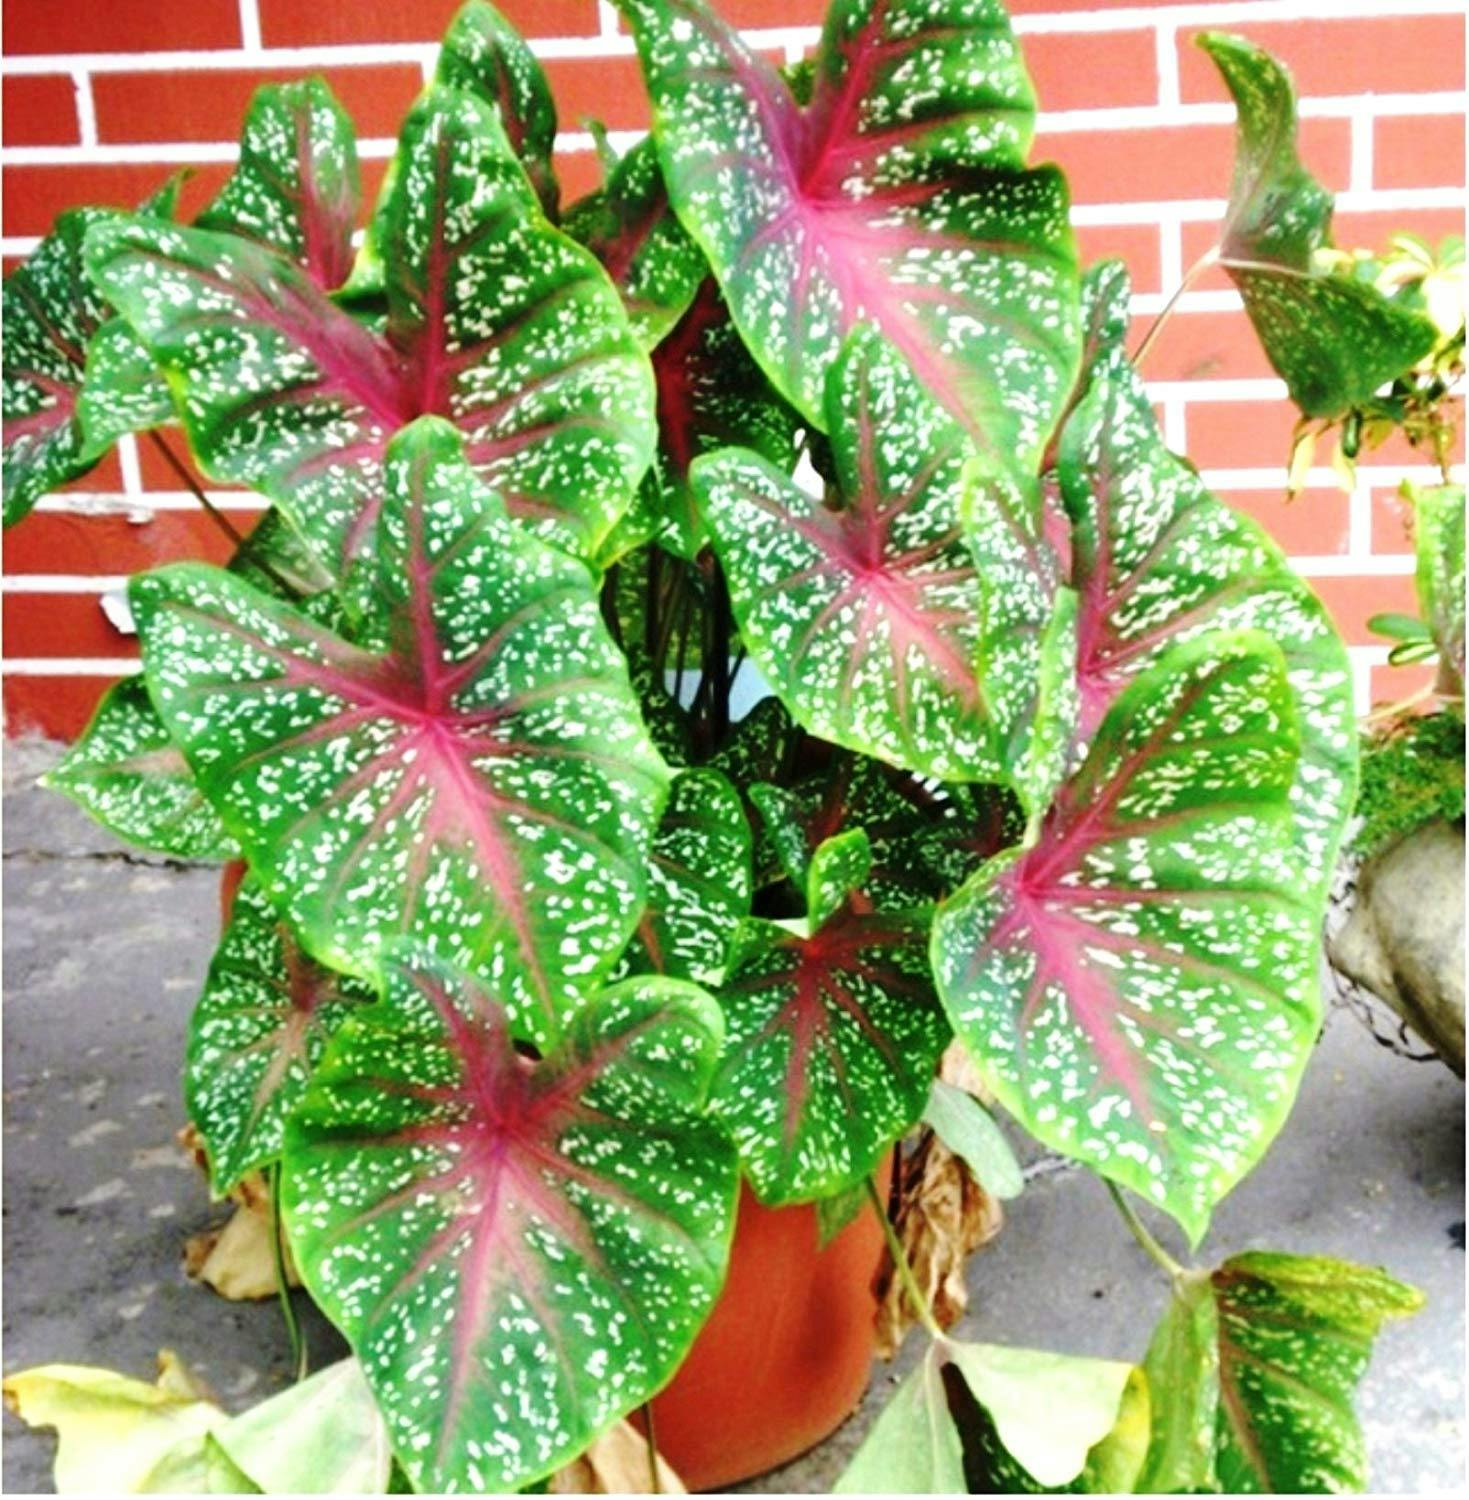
[3,738,1464,1494]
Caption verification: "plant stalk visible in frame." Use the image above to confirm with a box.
[865,1173,943,1340]
[1105,1180,1185,1279]
[269,1162,309,1382]
[1132,246,1220,371]
[640,1401,661,1494]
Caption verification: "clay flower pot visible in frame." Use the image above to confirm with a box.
[217,861,885,1490]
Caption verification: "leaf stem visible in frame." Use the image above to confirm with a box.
[269,1161,308,1383]
[640,1401,661,1494]
[865,1173,943,1340]
[1132,247,1220,371]
[1105,1180,1185,1280]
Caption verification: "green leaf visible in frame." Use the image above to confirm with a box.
[87,85,654,576]
[711,829,948,1204]
[619,0,1079,470]
[1366,611,1432,644]
[76,316,175,456]
[1134,1271,1220,1493]
[1409,481,1465,693]
[706,694,798,789]
[814,1179,868,1247]
[283,946,737,1495]
[132,418,669,1049]
[185,878,371,1193]
[922,1078,1024,1200]
[563,135,706,347]
[1058,328,1358,905]
[695,327,1070,787]
[616,766,753,985]
[1199,32,1437,420]
[835,1343,965,1493]
[435,0,560,220]
[42,676,236,861]
[195,79,361,291]
[212,1359,391,1494]
[933,632,1319,1244]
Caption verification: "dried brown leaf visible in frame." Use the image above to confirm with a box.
[548,1419,686,1493]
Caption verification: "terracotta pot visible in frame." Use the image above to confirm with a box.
[217,861,885,1490]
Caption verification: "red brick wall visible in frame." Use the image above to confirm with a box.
[2,0,1465,736]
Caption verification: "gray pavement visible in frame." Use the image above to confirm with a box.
[3,738,1464,1494]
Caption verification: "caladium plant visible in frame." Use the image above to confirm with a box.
[6,1,1433,1493]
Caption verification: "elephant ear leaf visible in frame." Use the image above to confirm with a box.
[1200,32,1436,419]
[283,945,737,1495]
[131,417,669,1049]
[619,0,1079,469]
[1057,328,1357,901]
[696,327,1070,790]
[1408,481,1466,696]
[933,632,1319,1244]
[195,78,361,292]
[436,0,560,220]
[186,878,370,1192]
[711,827,948,1204]
[42,676,236,861]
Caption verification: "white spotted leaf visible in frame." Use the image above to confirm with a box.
[282,945,737,1495]
[711,829,949,1204]
[695,328,1071,787]
[86,84,655,576]
[131,418,670,1049]
[186,878,371,1193]
[618,0,1080,470]
[932,631,1320,1243]
[42,675,236,862]
[1057,329,1357,901]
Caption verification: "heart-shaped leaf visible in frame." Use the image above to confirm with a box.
[43,676,236,862]
[87,84,655,576]
[436,0,560,221]
[711,828,948,1203]
[695,327,1070,788]
[1408,481,1465,696]
[1140,1252,1423,1493]
[283,945,737,1495]
[922,1078,1023,1200]
[619,0,1079,470]
[132,418,670,1047]
[933,631,1319,1243]
[196,79,360,291]
[1200,32,1437,420]
[1057,327,1357,899]
[186,878,371,1192]
[617,767,753,985]
[564,136,706,348]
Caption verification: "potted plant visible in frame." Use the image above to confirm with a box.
[2,1,1447,1492]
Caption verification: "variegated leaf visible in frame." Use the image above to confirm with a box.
[87,84,654,576]
[1409,481,1465,695]
[283,945,737,1495]
[618,767,753,985]
[42,676,236,861]
[196,78,360,290]
[933,632,1318,1243]
[712,828,948,1203]
[186,877,370,1191]
[695,327,1070,787]
[1058,330,1356,899]
[75,316,175,456]
[132,418,670,1048]
[619,0,1079,471]
[1200,32,1436,420]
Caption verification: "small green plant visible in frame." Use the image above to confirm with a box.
[3,3,1443,1493]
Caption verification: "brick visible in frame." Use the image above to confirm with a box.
[2,75,80,147]
[1183,206,1467,274]
[554,147,608,207]
[2,591,138,658]
[257,0,600,47]
[1220,486,1352,559]
[1184,398,1299,473]
[1368,660,1436,711]
[1073,222,1162,297]
[2,510,238,576]
[703,1,824,24]
[1022,30,1158,113]
[1313,572,1419,647]
[57,449,125,495]
[1179,17,1467,103]
[1370,484,1417,556]
[3,0,242,55]
[136,432,249,494]
[2,162,231,237]
[542,54,651,134]
[1130,307,1275,383]
[2,675,127,740]
[93,64,424,146]
[1374,113,1468,193]
[1039,118,1350,206]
